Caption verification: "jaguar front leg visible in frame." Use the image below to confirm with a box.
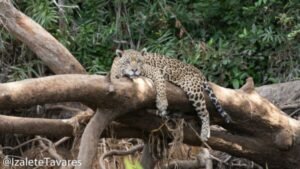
[143,64,168,116]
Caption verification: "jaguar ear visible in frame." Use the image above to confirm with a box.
[141,48,147,56]
[116,49,123,57]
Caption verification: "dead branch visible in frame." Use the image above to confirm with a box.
[0,75,191,113]
[163,160,202,169]
[55,137,71,147]
[0,107,93,137]
[37,136,62,159]
[36,136,73,169]
[163,148,211,169]
[76,109,120,169]
[2,137,51,151]
[0,75,299,168]
[0,1,85,74]
[256,80,300,107]
[99,144,144,169]
[280,103,300,111]
[0,114,73,136]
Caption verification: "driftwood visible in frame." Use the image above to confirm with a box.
[0,1,300,169]
[0,75,299,169]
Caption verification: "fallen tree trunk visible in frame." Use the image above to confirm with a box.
[256,80,300,106]
[0,75,299,169]
[256,81,300,115]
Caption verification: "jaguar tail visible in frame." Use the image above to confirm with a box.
[203,82,232,123]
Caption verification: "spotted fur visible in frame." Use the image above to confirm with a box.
[111,49,231,141]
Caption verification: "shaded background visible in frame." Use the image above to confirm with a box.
[0,0,299,88]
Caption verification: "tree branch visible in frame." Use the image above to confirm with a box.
[76,109,119,169]
[100,144,144,169]
[0,1,85,74]
[0,74,299,168]
[163,147,212,169]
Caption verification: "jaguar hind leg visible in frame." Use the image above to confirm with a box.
[179,79,210,142]
[191,92,210,141]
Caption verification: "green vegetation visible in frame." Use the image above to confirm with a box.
[1,0,299,88]
[124,158,143,169]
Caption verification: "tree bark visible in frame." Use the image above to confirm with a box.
[0,114,74,136]
[76,109,118,169]
[140,143,158,169]
[256,80,300,106]
[0,75,299,168]
[0,0,86,74]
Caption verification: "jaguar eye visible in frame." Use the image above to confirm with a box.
[125,60,130,64]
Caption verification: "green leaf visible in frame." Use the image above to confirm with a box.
[124,158,143,169]
[268,77,278,83]
[232,79,240,89]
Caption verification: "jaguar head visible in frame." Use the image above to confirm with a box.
[116,49,147,78]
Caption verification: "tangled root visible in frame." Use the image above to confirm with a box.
[148,118,185,160]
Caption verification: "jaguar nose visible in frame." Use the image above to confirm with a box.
[132,68,138,72]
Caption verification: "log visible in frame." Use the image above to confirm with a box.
[0,0,86,74]
[256,80,300,115]
[256,80,300,106]
[0,114,73,136]
[0,75,299,169]
[76,109,118,169]
[0,75,189,113]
